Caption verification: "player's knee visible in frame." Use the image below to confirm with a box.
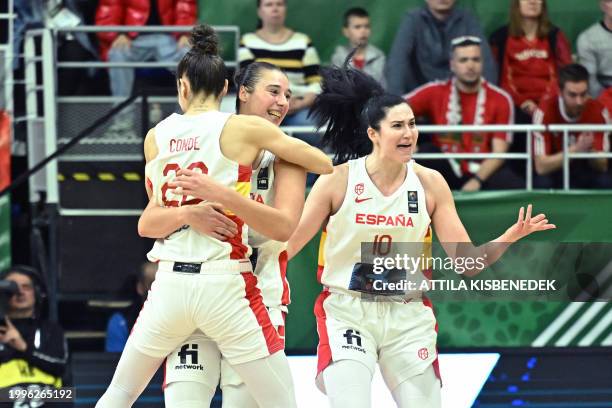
[164,381,216,408]
[323,360,372,408]
[391,365,441,408]
[221,384,258,408]
[95,383,138,408]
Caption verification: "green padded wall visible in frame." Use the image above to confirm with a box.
[284,191,612,350]
[199,0,602,63]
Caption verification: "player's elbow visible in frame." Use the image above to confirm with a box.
[272,222,295,242]
[273,230,292,242]
[137,218,154,238]
[308,155,333,175]
[272,215,298,242]
[320,157,334,174]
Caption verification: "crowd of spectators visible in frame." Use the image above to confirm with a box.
[5,0,612,189]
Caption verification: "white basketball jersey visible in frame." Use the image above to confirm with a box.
[146,111,252,263]
[318,157,431,295]
[248,151,290,311]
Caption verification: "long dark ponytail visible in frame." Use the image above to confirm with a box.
[309,51,406,164]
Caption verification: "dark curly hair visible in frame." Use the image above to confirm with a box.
[309,49,407,164]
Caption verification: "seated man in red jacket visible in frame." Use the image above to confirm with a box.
[533,63,611,189]
[406,36,523,190]
[96,0,197,98]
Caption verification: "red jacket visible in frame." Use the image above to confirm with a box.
[95,0,197,60]
[533,96,610,156]
[599,87,612,115]
[490,26,572,107]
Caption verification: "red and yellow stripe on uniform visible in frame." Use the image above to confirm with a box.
[317,229,327,283]
[227,164,252,260]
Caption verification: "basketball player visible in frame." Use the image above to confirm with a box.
[96,25,331,408]
[286,59,555,407]
[139,62,305,407]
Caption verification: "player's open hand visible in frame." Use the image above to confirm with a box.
[504,204,556,242]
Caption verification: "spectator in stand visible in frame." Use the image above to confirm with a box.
[490,0,571,121]
[105,262,157,352]
[331,7,386,88]
[577,0,612,98]
[0,265,70,406]
[533,64,611,189]
[406,36,522,191]
[239,0,322,145]
[55,0,101,96]
[386,0,496,95]
[95,0,197,98]
[12,0,44,70]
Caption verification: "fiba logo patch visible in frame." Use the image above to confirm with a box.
[342,329,366,354]
[355,183,364,195]
[175,344,204,371]
[418,347,429,360]
[257,166,269,190]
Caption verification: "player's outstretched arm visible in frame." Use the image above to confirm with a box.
[229,115,333,175]
[428,170,555,276]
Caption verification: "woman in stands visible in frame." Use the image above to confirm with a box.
[239,0,322,144]
[287,60,555,407]
[139,62,305,407]
[96,24,331,408]
[490,0,571,121]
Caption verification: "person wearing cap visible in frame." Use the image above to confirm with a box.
[386,0,496,95]
[406,36,523,191]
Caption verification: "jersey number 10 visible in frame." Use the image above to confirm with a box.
[373,234,393,256]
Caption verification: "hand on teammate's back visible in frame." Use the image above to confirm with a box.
[183,203,238,241]
[171,169,225,202]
